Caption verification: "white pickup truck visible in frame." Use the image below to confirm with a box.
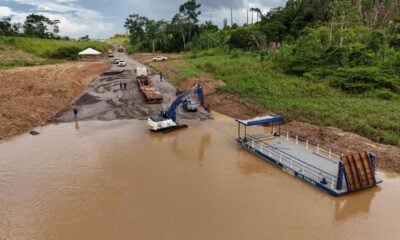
[152,56,168,61]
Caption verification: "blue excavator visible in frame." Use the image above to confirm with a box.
[148,84,205,132]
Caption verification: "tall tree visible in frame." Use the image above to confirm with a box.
[329,0,360,47]
[0,17,13,36]
[52,19,61,34]
[171,13,189,50]
[179,0,202,44]
[250,8,255,24]
[23,14,53,38]
[124,14,149,44]
[179,0,201,24]
[146,20,168,52]
[11,22,22,34]
[223,18,229,29]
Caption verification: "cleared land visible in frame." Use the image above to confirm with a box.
[0,62,110,140]
[51,51,209,122]
[133,51,400,173]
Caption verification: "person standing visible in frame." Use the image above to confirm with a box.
[160,72,163,82]
[73,107,78,120]
[123,82,127,90]
[120,82,123,90]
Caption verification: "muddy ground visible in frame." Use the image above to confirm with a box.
[0,62,110,140]
[134,52,400,173]
[50,51,209,122]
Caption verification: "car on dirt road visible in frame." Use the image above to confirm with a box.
[183,98,198,112]
[112,58,119,64]
[108,50,114,57]
[118,59,126,67]
[152,56,168,61]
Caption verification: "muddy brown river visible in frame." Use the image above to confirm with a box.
[1,113,400,240]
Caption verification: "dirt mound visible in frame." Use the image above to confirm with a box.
[0,62,110,140]
[179,76,226,95]
[206,93,270,119]
[0,47,42,64]
[75,92,101,106]
[283,121,400,173]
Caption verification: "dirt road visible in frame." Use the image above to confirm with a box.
[0,62,110,140]
[50,51,210,122]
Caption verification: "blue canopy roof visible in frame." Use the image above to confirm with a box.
[236,115,283,126]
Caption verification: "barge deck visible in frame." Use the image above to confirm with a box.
[236,116,381,196]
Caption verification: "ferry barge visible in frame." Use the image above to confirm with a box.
[236,115,382,196]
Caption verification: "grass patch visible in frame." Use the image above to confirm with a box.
[0,59,64,70]
[0,36,108,59]
[108,35,130,46]
[171,47,400,145]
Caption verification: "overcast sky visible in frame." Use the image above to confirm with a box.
[0,0,287,39]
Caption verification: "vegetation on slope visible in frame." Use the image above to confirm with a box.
[0,36,108,69]
[147,47,400,146]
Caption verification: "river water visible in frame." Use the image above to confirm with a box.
[1,113,400,240]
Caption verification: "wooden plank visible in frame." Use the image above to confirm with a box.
[341,152,377,192]
[353,153,367,188]
[359,152,376,186]
[349,155,362,190]
[342,156,356,191]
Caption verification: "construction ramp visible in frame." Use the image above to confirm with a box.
[341,152,377,192]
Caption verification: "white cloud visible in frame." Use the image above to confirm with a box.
[0,6,15,16]
[10,0,104,18]
[3,0,287,39]
[3,0,114,39]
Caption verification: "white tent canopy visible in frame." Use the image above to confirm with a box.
[78,48,102,56]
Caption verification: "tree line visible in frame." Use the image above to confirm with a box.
[124,0,207,52]
[0,14,91,40]
[124,0,399,52]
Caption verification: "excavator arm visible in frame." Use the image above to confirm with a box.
[165,84,204,121]
[148,83,205,132]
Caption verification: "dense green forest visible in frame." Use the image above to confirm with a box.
[125,0,400,145]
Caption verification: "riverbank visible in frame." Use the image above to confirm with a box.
[132,51,400,173]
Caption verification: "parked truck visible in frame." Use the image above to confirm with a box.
[135,67,163,104]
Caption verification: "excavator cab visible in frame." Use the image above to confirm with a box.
[160,110,168,119]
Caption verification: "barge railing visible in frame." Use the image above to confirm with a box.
[244,135,339,190]
[276,129,344,161]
